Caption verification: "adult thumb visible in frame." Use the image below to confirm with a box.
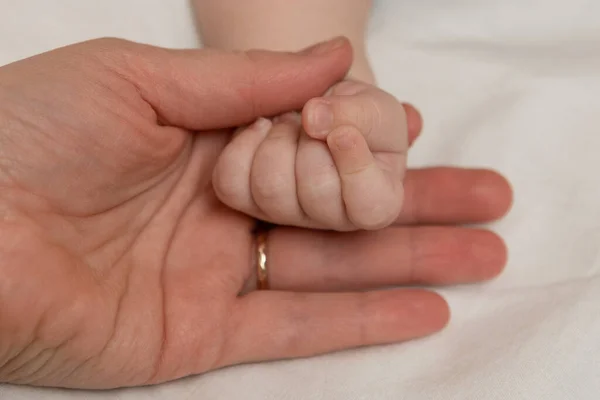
[102,37,352,130]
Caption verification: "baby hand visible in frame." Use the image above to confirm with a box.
[212,80,409,231]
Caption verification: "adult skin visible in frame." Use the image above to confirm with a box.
[0,37,510,389]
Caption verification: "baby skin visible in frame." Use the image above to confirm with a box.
[212,79,410,231]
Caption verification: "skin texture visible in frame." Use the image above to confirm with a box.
[0,38,512,389]
[213,80,409,230]
[193,0,375,83]
[194,0,406,230]
[195,1,405,230]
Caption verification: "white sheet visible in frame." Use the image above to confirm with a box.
[1,0,599,398]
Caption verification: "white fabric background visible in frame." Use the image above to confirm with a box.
[1,0,599,398]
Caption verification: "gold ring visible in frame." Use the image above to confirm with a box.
[255,230,269,290]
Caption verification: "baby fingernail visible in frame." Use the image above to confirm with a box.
[252,117,272,133]
[307,100,333,138]
[276,111,301,124]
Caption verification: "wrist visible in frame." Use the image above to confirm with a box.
[194,0,375,83]
[347,55,375,85]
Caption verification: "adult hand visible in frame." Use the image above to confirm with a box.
[0,37,511,389]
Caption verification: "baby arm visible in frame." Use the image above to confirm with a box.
[193,0,375,83]
[195,1,413,230]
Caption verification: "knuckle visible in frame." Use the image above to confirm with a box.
[335,95,381,140]
[77,38,150,81]
[353,294,373,345]
[271,296,312,356]
[232,50,268,118]
[300,164,340,202]
[252,170,289,202]
[297,165,344,225]
[340,162,372,177]
[381,91,408,132]
[213,154,247,209]
[250,127,302,218]
[349,197,401,230]
[251,157,293,213]
[78,37,136,63]
[362,96,384,137]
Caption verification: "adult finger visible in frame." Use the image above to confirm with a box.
[398,168,513,225]
[403,103,422,146]
[247,225,506,292]
[94,36,352,130]
[220,289,448,366]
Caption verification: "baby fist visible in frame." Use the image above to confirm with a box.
[213,80,409,231]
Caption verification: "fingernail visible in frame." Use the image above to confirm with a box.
[252,117,272,134]
[274,111,301,125]
[307,100,333,138]
[402,102,423,145]
[302,36,347,56]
